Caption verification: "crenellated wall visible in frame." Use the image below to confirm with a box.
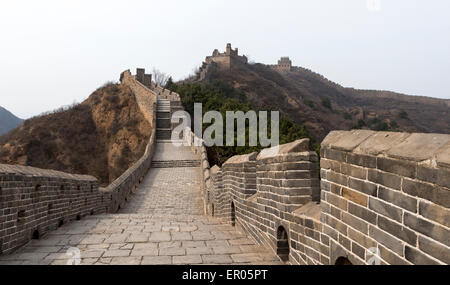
[0,165,102,254]
[207,130,450,265]
[0,70,158,255]
[207,139,322,263]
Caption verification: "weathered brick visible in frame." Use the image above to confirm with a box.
[368,197,402,223]
[377,157,417,179]
[404,246,441,265]
[437,168,450,189]
[348,202,377,225]
[368,225,404,256]
[330,183,341,195]
[348,177,377,196]
[324,148,346,162]
[342,187,368,207]
[418,236,450,264]
[368,169,401,190]
[330,205,342,220]
[323,224,338,241]
[402,178,450,208]
[377,244,410,265]
[326,192,348,211]
[338,233,351,251]
[323,214,347,235]
[346,153,376,168]
[342,212,368,234]
[341,163,367,180]
[321,180,330,192]
[418,201,450,228]
[347,227,376,249]
[351,241,366,260]
[403,212,449,247]
[378,216,417,246]
[328,171,348,187]
[417,166,438,185]
[320,159,332,170]
[378,186,417,213]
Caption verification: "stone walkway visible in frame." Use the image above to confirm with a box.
[0,141,281,265]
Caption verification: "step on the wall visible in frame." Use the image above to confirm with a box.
[157,112,171,119]
[157,129,172,140]
[157,118,171,129]
[152,160,201,168]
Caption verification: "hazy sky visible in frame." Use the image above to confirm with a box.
[1,0,449,119]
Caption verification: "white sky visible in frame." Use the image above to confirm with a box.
[1,0,449,119]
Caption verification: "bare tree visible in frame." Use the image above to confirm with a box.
[152,68,170,86]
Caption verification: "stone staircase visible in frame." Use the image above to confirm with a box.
[156,99,172,141]
[152,160,201,168]
[153,98,200,168]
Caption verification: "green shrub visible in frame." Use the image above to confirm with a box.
[321,97,332,110]
[399,110,409,119]
[304,99,315,109]
[169,81,320,166]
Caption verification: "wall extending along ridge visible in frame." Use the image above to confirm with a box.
[207,130,450,265]
[0,70,158,255]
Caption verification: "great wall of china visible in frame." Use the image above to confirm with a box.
[0,69,448,265]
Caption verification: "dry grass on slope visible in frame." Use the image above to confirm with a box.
[0,83,152,186]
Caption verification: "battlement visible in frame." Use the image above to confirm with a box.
[205,131,450,265]
[272,56,292,72]
[204,43,248,71]
[135,68,152,87]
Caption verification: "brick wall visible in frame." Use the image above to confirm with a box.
[320,130,449,265]
[0,70,158,255]
[207,139,323,263]
[0,165,102,254]
[207,131,450,265]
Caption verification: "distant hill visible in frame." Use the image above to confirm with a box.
[0,106,23,135]
[0,83,152,186]
[196,60,450,140]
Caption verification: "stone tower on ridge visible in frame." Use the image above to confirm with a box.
[204,43,248,71]
[272,57,292,72]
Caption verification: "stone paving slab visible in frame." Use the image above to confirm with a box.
[152,142,200,161]
[0,215,280,265]
[0,138,281,265]
[118,167,203,215]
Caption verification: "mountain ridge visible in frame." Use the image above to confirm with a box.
[194,59,450,140]
[0,106,23,135]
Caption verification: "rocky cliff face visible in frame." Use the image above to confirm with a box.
[0,83,152,186]
[198,61,450,141]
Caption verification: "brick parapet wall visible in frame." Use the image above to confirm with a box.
[208,131,449,265]
[320,130,449,265]
[0,70,158,255]
[208,139,322,263]
[0,165,104,254]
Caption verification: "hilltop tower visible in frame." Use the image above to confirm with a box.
[135,68,152,87]
[204,43,248,71]
[273,57,292,72]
